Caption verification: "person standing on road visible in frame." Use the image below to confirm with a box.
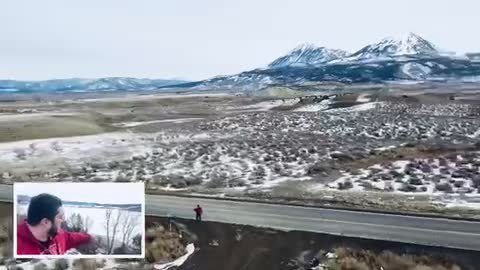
[194,204,203,221]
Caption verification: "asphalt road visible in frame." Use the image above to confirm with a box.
[2,184,480,251]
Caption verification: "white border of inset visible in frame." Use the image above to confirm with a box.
[13,181,146,259]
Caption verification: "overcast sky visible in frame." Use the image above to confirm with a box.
[15,183,144,204]
[1,0,478,81]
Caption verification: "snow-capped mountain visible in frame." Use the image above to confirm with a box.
[5,33,479,94]
[180,33,480,91]
[0,77,189,93]
[269,44,349,68]
[269,33,440,67]
[346,32,439,61]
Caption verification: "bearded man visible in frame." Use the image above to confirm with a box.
[17,193,93,255]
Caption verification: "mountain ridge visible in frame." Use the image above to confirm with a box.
[0,77,189,94]
[269,44,350,68]
[178,33,480,91]
[4,33,480,93]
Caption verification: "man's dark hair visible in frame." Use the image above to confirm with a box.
[27,193,62,226]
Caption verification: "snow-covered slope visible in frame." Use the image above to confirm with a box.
[346,32,439,61]
[187,58,480,90]
[269,44,349,68]
[183,33,480,91]
[398,62,432,80]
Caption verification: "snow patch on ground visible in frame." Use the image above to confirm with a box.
[241,99,297,111]
[0,131,224,178]
[0,132,151,168]
[294,100,331,112]
[321,155,480,209]
[257,176,311,189]
[467,128,480,138]
[374,145,398,151]
[433,194,480,209]
[327,102,385,113]
[157,185,189,192]
[154,243,195,270]
[113,118,203,128]
[444,200,480,209]
[0,112,76,121]
[356,93,371,103]
[350,102,384,111]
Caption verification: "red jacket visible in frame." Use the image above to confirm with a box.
[194,207,203,215]
[17,219,92,255]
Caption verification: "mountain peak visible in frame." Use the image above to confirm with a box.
[349,33,439,60]
[292,43,318,52]
[380,32,437,53]
[388,32,424,42]
[269,44,350,68]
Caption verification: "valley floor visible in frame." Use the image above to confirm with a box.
[1,88,480,217]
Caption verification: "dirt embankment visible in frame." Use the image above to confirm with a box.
[148,217,480,270]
